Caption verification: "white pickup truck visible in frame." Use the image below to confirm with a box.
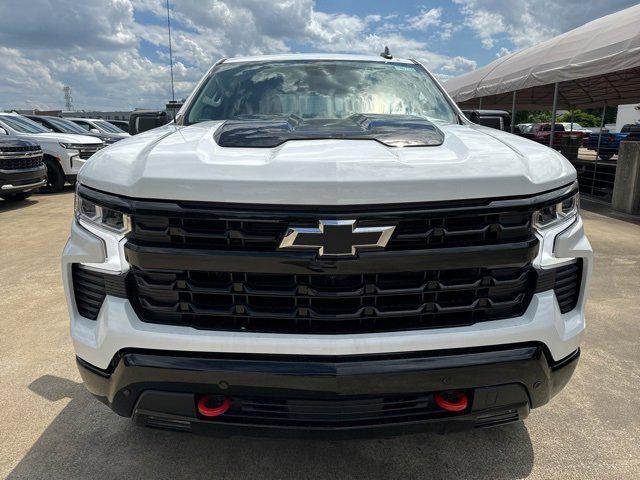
[63,53,592,436]
[0,113,103,192]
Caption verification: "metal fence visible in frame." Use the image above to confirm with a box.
[572,148,617,201]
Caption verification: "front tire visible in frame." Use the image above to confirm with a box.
[0,191,32,202]
[43,157,66,192]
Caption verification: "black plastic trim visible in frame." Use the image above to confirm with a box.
[124,239,539,274]
[77,181,578,216]
[76,343,579,432]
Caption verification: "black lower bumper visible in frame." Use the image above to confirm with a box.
[77,344,579,437]
[0,165,47,193]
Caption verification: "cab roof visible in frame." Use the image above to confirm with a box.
[223,53,414,64]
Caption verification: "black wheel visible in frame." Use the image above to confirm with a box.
[598,152,613,161]
[43,157,66,192]
[0,191,32,201]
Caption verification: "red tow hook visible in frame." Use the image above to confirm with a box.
[434,390,469,412]
[197,395,232,417]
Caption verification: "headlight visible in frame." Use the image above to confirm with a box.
[75,194,131,234]
[59,142,87,149]
[533,191,580,231]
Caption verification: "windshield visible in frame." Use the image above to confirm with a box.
[0,115,49,134]
[95,120,125,133]
[186,60,457,124]
[46,117,88,134]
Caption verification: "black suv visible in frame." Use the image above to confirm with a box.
[0,136,46,201]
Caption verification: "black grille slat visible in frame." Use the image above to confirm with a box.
[553,260,582,314]
[77,145,103,159]
[0,153,43,170]
[0,145,41,153]
[72,265,127,320]
[72,266,107,320]
[208,393,461,427]
[129,266,536,333]
[129,210,534,252]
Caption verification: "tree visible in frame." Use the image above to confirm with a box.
[526,111,552,123]
[557,110,600,127]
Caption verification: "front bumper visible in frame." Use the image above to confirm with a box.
[62,216,593,369]
[77,344,579,436]
[0,165,47,192]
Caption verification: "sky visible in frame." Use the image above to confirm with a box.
[0,0,637,111]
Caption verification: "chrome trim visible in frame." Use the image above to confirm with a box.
[1,178,46,191]
[279,219,396,256]
[0,165,46,175]
[0,151,43,160]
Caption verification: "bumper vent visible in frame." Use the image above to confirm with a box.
[72,265,127,320]
[129,266,536,334]
[554,260,582,313]
[475,409,519,428]
[72,266,106,320]
[215,394,451,428]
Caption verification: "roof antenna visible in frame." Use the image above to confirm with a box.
[380,46,393,60]
[166,0,176,117]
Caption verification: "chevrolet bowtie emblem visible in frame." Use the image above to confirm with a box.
[278,220,396,256]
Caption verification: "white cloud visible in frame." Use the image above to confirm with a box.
[454,0,638,49]
[405,8,442,31]
[0,0,478,110]
[496,47,511,58]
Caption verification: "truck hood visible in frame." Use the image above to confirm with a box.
[79,121,577,205]
[30,132,103,145]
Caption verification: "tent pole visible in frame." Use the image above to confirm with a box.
[570,109,574,132]
[478,97,482,109]
[511,91,517,133]
[592,102,607,195]
[549,82,559,148]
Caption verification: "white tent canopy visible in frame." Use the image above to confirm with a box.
[444,5,640,109]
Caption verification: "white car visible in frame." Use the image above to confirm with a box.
[66,117,129,139]
[62,53,592,436]
[0,113,104,192]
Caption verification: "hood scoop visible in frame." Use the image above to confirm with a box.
[213,114,445,148]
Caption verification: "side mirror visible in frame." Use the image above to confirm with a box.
[129,111,168,135]
[89,128,101,134]
[0,127,7,135]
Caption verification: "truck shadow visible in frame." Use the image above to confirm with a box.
[8,375,534,480]
[0,197,38,213]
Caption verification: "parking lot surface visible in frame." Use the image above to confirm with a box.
[1,189,639,480]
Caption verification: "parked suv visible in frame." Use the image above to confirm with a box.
[0,136,46,201]
[0,113,104,192]
[26,115,124,145]
[107,120,129,131]
[66,117,129,140]
[63,54,592,436]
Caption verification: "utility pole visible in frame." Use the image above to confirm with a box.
[63,86,73,111]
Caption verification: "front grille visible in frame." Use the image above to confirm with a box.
[129,209,533,252]
[554,260,582,313]
[129,265,536,333]
[78,145,103,159]
[0,151,43,170]
[0,145,40,154]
